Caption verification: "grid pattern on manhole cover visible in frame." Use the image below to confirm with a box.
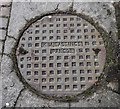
[16,14,106,95]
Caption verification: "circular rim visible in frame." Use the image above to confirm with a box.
[11,10,117,102]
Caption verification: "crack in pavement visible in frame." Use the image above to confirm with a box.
[1,1,13,58]
[1,88,25,109]
[7,35,17,41]
[13,87,26,108]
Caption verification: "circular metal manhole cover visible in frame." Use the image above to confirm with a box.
[16,14,106,97]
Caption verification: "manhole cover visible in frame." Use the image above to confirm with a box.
[16,14,106,96]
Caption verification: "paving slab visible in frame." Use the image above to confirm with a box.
[15,89,69,107]
[0,0,12,6]
[71,90,120,107]
[0,17,8,28]
[0,7,10,17]
[3,36,16,54]
[1,55,23,107]
[0,29,6,40]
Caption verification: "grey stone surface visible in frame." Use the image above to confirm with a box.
[71,90,120,107]
[0,7,10,17]
[0,40,3,53]
[1,55,24,107]
[0,17,8,28]
[16,89,68,107]
[0,29,6,40]
[3,36,16,54]
[0,0,12,6]
[14,88,120,107]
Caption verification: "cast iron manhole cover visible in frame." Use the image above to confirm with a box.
[16,14,106,96]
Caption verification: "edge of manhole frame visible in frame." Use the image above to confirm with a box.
[10,9,118,102]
